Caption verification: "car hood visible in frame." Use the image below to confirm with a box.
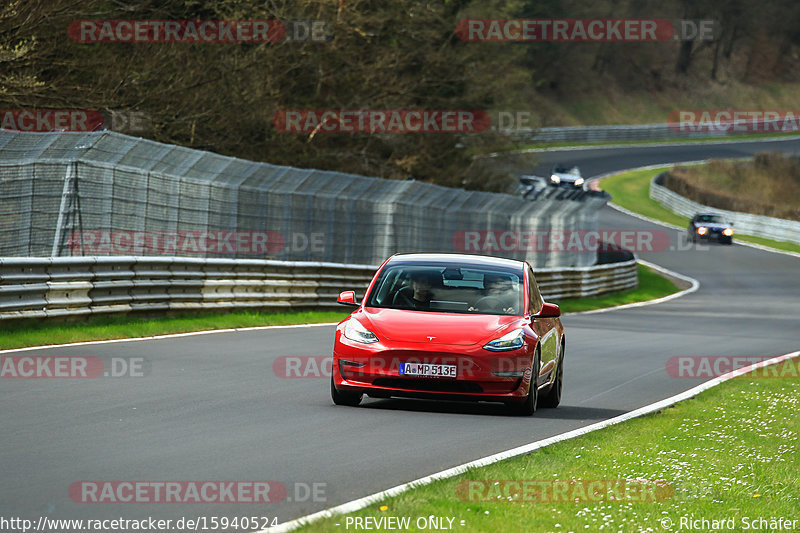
[695,222,730,230]
[358,307,521,346]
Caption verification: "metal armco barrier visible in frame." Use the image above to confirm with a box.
[512,120,800,144]
[0,257,637,321]
[650,173,800,245]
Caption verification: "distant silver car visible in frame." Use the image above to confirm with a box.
[549,164,584,189]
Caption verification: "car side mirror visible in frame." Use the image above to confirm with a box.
[534,302,561,318]
[337,290,359,307]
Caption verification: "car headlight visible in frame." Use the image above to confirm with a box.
[574,177,584,186]
[722,228,733,237]
[483,328,525,352]
[343,319,379,344]
[697,226,708,235]
[550,174,560,183]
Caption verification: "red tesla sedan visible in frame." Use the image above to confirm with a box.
[331,253,565,415]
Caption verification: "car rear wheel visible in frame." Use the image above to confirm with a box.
[507,351,539,416]
[540,342,564,408]
[331,376,362,406]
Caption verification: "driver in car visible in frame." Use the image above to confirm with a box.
[391,270,437,311]
[468,273,518,314]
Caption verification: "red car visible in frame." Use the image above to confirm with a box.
[331,253,565,415]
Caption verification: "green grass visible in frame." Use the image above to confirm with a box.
[554,264,678,314]
[0,310,351,350]
[0,265,678,350]
[599,168,800,254]
[598,167,693,227]
[296,357,800,532]
[732,234,800,254]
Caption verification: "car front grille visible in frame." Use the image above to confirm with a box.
[372,378,483,394]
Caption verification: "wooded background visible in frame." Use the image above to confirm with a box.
[2,0,800,190]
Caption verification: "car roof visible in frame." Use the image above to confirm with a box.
[386,253,525,271]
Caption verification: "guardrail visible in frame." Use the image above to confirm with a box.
[0,256,637,321]
[649,173,800,245]
[511,119,798,144]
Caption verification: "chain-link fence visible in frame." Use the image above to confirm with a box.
[0,131,610,267]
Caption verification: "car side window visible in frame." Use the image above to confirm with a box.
[527,265,543,314]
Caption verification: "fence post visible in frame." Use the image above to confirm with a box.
[51,163,76,257]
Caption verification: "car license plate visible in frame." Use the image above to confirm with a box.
[399,363,457,378]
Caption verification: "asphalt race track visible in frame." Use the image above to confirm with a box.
[2,139,799,527]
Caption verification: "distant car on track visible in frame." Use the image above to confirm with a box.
[688,213,734,244]
[549,164,584,189]
[331,253,565,415]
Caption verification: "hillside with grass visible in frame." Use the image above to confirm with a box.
[666,154,800,221]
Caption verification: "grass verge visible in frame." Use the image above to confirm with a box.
[296,357,800,532]
[554,264,678,314]
[0,264,679,350]
[599,167,800,254]
[0,310,350,350]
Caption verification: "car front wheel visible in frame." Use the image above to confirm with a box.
[507,351,540,416]
[540,342,564,408]
[331,376,362,406]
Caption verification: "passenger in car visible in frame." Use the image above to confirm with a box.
[468,273,518,314]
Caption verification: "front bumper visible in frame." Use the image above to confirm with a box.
[695,229,732,242]
[333,335,535,403]
[549,181,583,189]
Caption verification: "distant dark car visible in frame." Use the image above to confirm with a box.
[688,213,734,244]
[549,164,584,189]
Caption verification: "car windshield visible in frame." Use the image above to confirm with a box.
[553,165,579,175]
[697,215,726,224]
[365,264,524,315]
